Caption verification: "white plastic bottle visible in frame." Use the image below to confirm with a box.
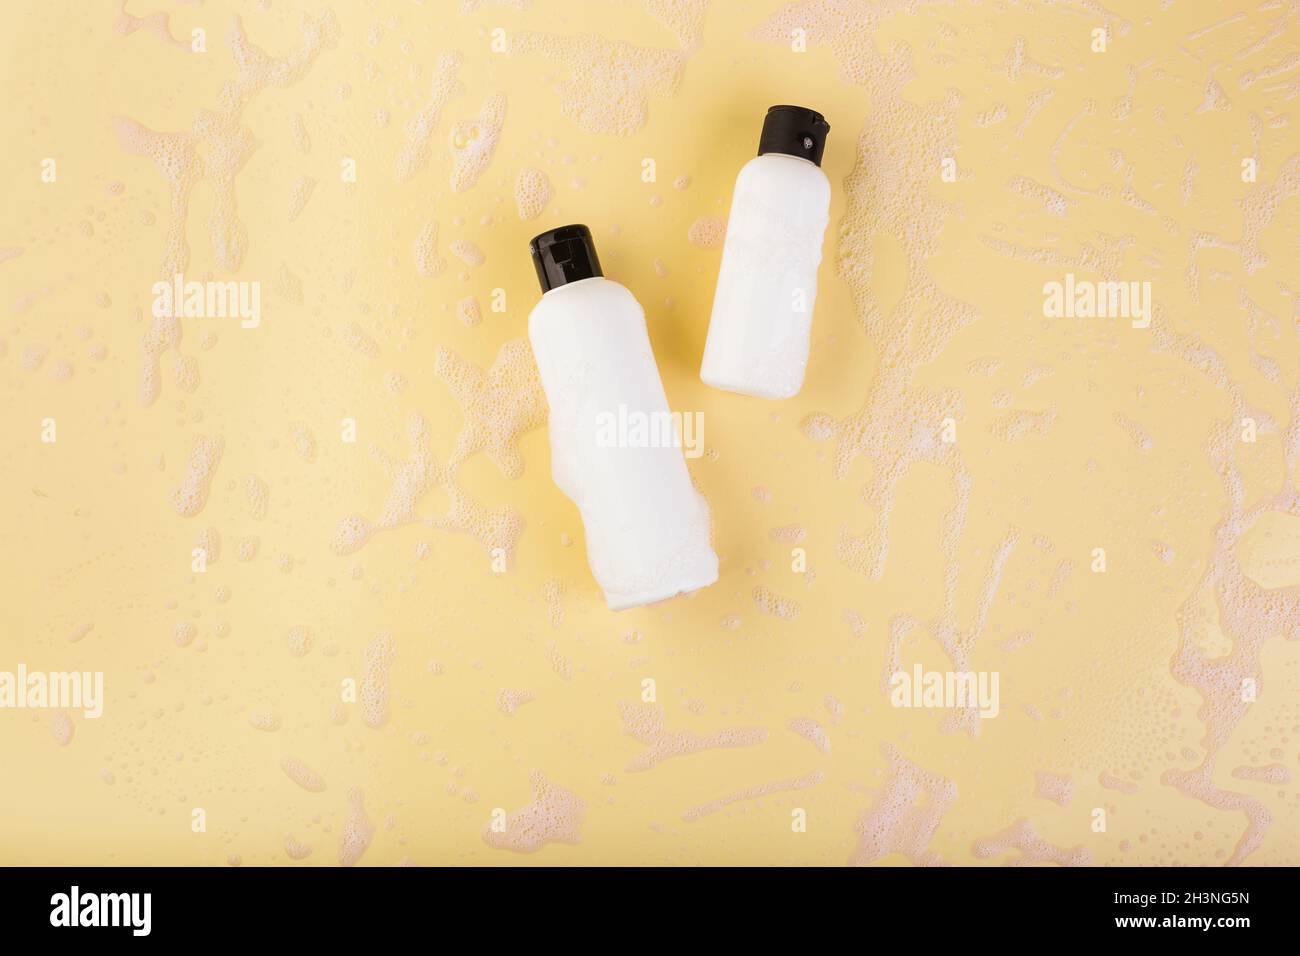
[528,224,718,610]
[700,105,831,399]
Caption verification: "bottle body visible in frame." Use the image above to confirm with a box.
[700,153,831,399]
[529,276,718,610]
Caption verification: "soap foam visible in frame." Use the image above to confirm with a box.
[281,756,327,793]
[338,787,375,866]
[620,700,767,771]
[397,53,462,183]
[972,818,1091,866]
[514,167,553,221]
[789,717,831,754]
[449,94,506,193]
[481,771,585,853]
[510,32,686,135]
[170,435,223,518]
[683,769,824,822]
[850,745,955,865]
[360,633,397,729]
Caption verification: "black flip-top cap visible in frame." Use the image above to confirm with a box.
[530,224,603,293]
[757,105,830,167]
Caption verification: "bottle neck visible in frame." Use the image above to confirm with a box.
[760,151,818,167]
[542,275,604,297]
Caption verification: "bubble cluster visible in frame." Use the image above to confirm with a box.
[456,295,481,327]
[450,94,506,193]
[286,175,316,222]
[514,167,553,221]
[481,771,585,853]
[245,474,269,520]
[752,585,801,621]
[1034,770,1074,807]
[249,711,281,732]
[770,524,806,544]
[283,834,313,861]
[620,701,767,771]
[338,787,375,866]
[397,53,462,183]
[139,310,183,408]
[449,239,485,268]
[360,633,396,729]
[52,711,75,746]
[850,745,957,866]
[687,216,724,248]
[289,423,317,463]
[642,0,709,50]
[280,756,327,793]
[117,9,339,276]
[497,689,535,715]
[170,435,223,518]
[510,32,686,135]
[173,621,196,647]
[413,220,448,278]
[286,626,314,658]
[789,717,831,754]
[683,770,824,823]
[972,818,1091,866]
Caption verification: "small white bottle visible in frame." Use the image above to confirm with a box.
[700,105,831,399]
[528,225,718,610]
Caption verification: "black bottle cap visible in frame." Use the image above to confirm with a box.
[757,105,830,167]
[530,224,603,293]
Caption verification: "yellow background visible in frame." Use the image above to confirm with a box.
[1,0,1298,866]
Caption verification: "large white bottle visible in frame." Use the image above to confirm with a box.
[528,224,718,610]
[700,105,831,399]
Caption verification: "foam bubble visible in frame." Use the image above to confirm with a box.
[789,717,831,754]
[514,167,553,221]
[245,474,269,520]
[289,423,317,463]
[171,435,223,517]
[283,834,313,860]
[286,175,316,221]
[683,769,824,822]
[397,53,461,183]
[457,295,481,326]
[497,689,535,715]
[687,216,724,247]
[851,745,957,866]
[360,633,396,729]
[413,220,447,278]
[481,771,585,853]
[770,523,806,544]
[249,710,281,732]
[52,711,75,746]
[619,700,767,771]
[338,787,375,866]
[1034,770,1074,806]
[450,239,485,267]
[510,33,686,135]
[972,818,1091,866]
[173,621,196,647]
[280,756,327,793]
[450,94,506,193]
[753,585,801,621]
